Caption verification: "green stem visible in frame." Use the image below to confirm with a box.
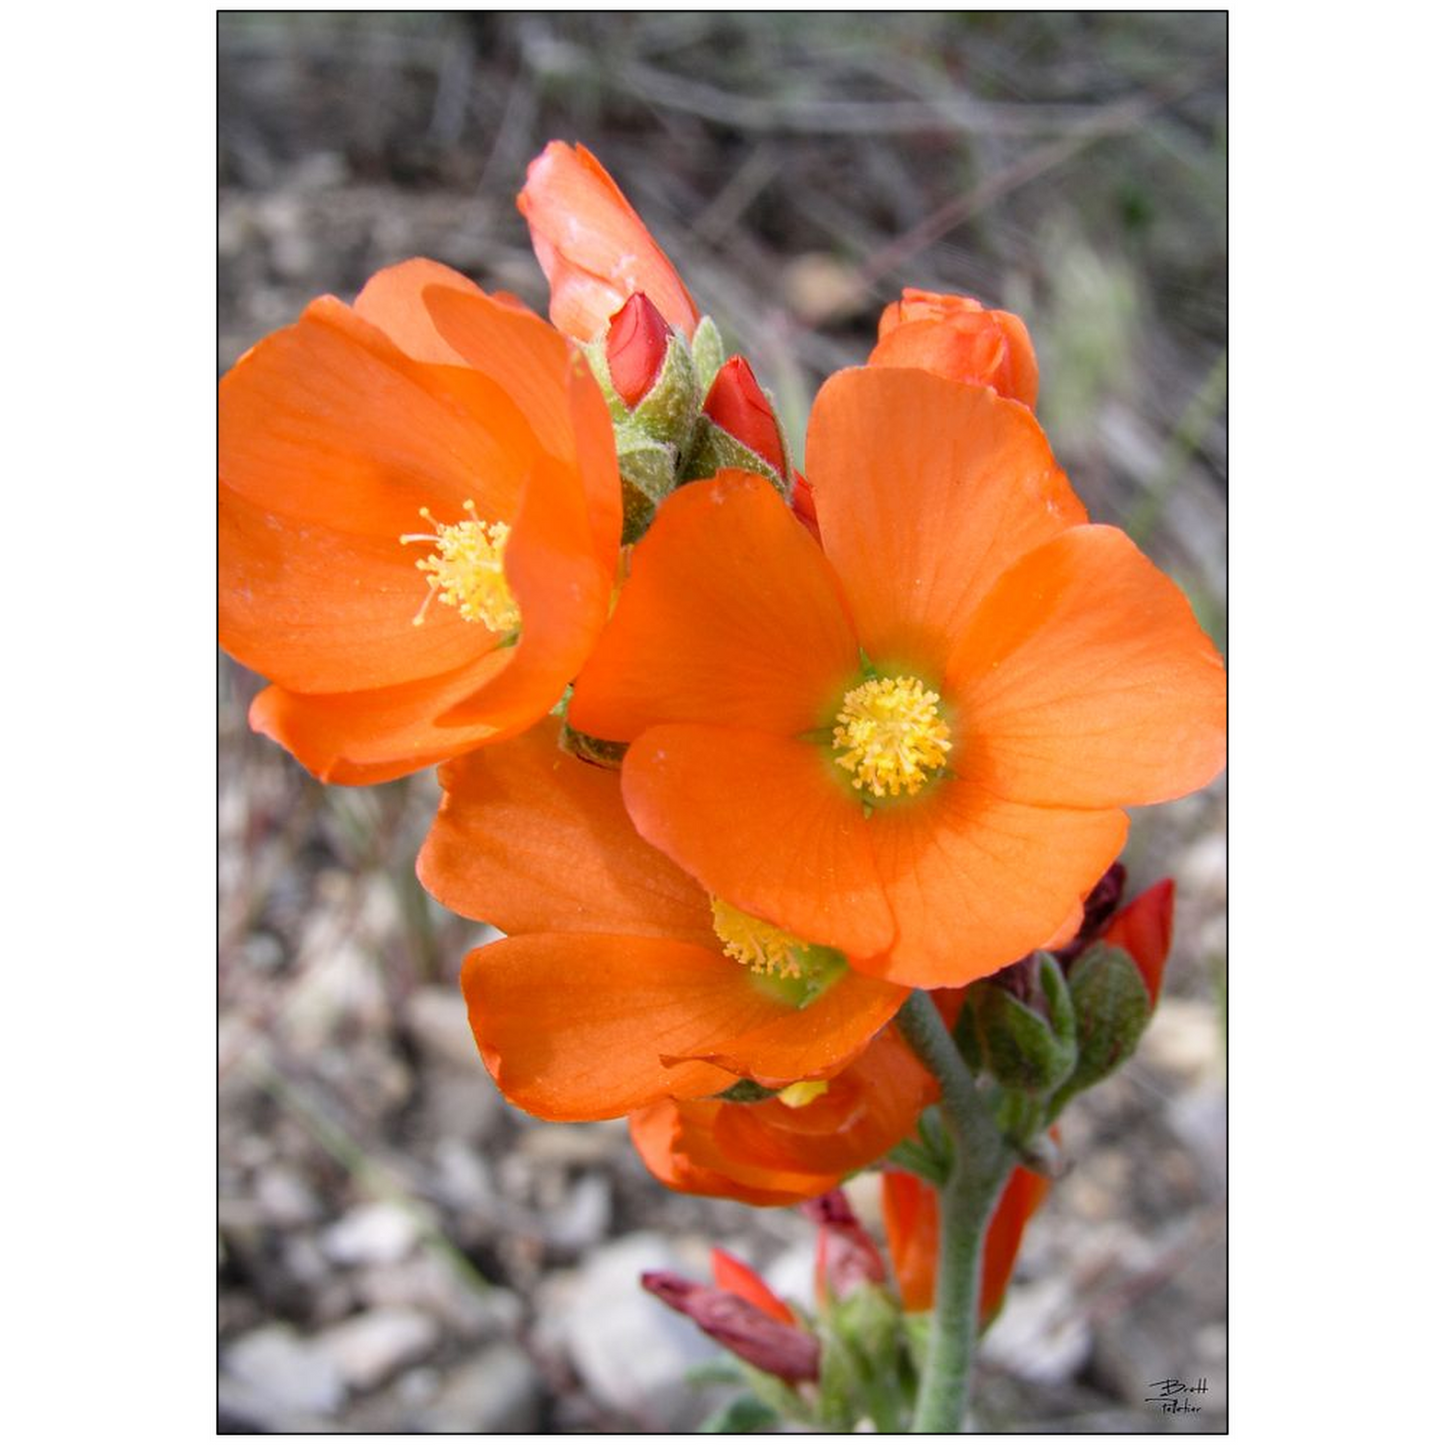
[896,991,1012,1433]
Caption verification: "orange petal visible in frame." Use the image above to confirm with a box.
[629,1101,822,1206]
[711,1249,795,1325]
[948,525,1226,809]
[247,651,514,784]
[518,141,699,341]
[859,781,1130,987]
[220,294,534,537]
[806,368,1085,673]
[220,480,486,694]
[881,1170,939,1312]
[419,719,714,942]
[980,1166,1051,1326]
[353,258,487,364]
[620,724,896,961]
[458,934,746,1121]
[569,472,859,742]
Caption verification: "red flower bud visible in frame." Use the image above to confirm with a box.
[1101,878,1174,1008]
[801,1189,887,1302]
[641,1270,820,1383]
[702,356,787,478]
[606,292,672,409]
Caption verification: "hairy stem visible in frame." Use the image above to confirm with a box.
[896,991,1012,1432]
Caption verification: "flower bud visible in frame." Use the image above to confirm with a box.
[642,1270,820,1384]
[1059,881,1174,1099]
[606,292,672,408]
[684,355,791,495]
[954,951,1077,1094]
[801,1189,886,1304]
[870,288,1039,410]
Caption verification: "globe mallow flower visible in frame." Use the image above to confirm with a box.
[567,366,1225,987]
[518,140,700,344]
[870,287,1039,409]
[416,719,908,1122]
[219,260,620,783]
[627,1026,937,1206]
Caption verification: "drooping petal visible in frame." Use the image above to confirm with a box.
[948,525,1226,809]
[806,368,1085,673]
[419,720,714,943]
[518,141,700,341]
[630,1100,828,1207]
[247,649,517,785]
[619,724,896,962]
[859,781,1130,987]
[880,1170,939,1312]
[458,934,742,1120]
[569,472,859,742]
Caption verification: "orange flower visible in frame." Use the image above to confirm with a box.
[416,718,908,1122]
[220,260,620,783]
[568,367,1225,987]
[881,1164,1051,1324]
[870,289,1039,409]
[518,141,700,343]
[628,1026,937,1205]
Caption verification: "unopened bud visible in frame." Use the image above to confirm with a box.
[802,1190,886,1304]
[606,293,672,408]
[642,1271,820,1383]
[683,355,791,496]
[955,952,1077,1094]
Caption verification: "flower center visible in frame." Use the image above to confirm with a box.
[399,500,520,632]
[832,675,952,798]
[710,897,813,979]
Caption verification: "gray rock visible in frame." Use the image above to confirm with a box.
[314,1307,441,1392]
[355,1252,522,1340]
[559,1232,722,1430]
[545,1172,612,1254]
[221,1323,344,1422]
[404,984,485,1071]
[979,1277,1091,1385]
[415,1343,543,1432]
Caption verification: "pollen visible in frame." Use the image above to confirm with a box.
[399,500,521,632]
[832,675,952,799]
[710,897,814,980]
[777,1079,830,1109]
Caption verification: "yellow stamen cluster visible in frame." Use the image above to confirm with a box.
[399,500,520,632]
[710,897,812,979]
[832,675,952,798]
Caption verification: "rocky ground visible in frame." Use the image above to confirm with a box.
[219,13,1226,1432]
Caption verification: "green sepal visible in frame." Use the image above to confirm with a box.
[962,954,1077,1095]
[556,721,628,770]
[1056,941,1152,1103]
[713,1079,781,1104]
[681,416,788,498]
[628,332,701,449]
[691,314,726,394]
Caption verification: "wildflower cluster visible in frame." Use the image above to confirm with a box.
[219,139,1225,1430]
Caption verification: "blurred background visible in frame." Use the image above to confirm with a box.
[219,12,1225,1433]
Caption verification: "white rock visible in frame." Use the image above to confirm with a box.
[979,1277,1091,1385]
[417,1343,542,1432]
[314,1306,440,1392]
[322,1201,422,1267]
[222,1323,344,1419]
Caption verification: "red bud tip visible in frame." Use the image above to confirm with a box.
[802,1189,887,1301]
[606,292,672,408]
[703,356,787,477]
[1102,878,1175,1008]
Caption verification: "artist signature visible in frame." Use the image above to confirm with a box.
[1144,1377,1209,1414]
